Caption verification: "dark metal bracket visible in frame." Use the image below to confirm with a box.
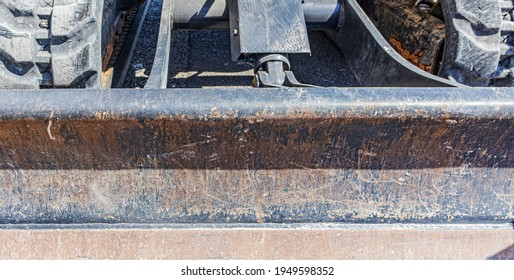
[253,54,318,88]
[334,0,462,87]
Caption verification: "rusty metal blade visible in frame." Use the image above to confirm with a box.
[0,87,513,223]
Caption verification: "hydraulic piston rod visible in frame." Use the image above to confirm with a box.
[172,0,342,30]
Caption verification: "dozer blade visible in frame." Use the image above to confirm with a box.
[1,0,514,260]
[1,87,513,224]
[1,87,513,259]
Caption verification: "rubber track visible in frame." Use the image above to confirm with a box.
[0,0,50,89]
[438,0,514,87]
[441,0,502,86]
[51,0,102,88]
[0,0,103,89]
[493,0,514,86]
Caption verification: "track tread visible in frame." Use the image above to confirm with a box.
[440,0,502,86]
[493,0,514,86]
[51,0,102,88]
[0,0,42,89]
[440,0,514,86]
[0,0,103,89]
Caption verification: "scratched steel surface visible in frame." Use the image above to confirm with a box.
[0,87,513,223]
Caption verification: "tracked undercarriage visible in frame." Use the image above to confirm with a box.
[0,0,513,259]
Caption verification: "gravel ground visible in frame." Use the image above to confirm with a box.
[122,0,359,88]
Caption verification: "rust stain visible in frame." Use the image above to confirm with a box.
[389,36,433,73]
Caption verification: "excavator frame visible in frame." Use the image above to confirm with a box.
[0,0,513,259]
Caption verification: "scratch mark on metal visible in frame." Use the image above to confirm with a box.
[153,139,218,159]
[47,111,56,141]
[202,191,230,206]
[493,192,514,207]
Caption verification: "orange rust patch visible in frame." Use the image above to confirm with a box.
[389,36,433,73]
